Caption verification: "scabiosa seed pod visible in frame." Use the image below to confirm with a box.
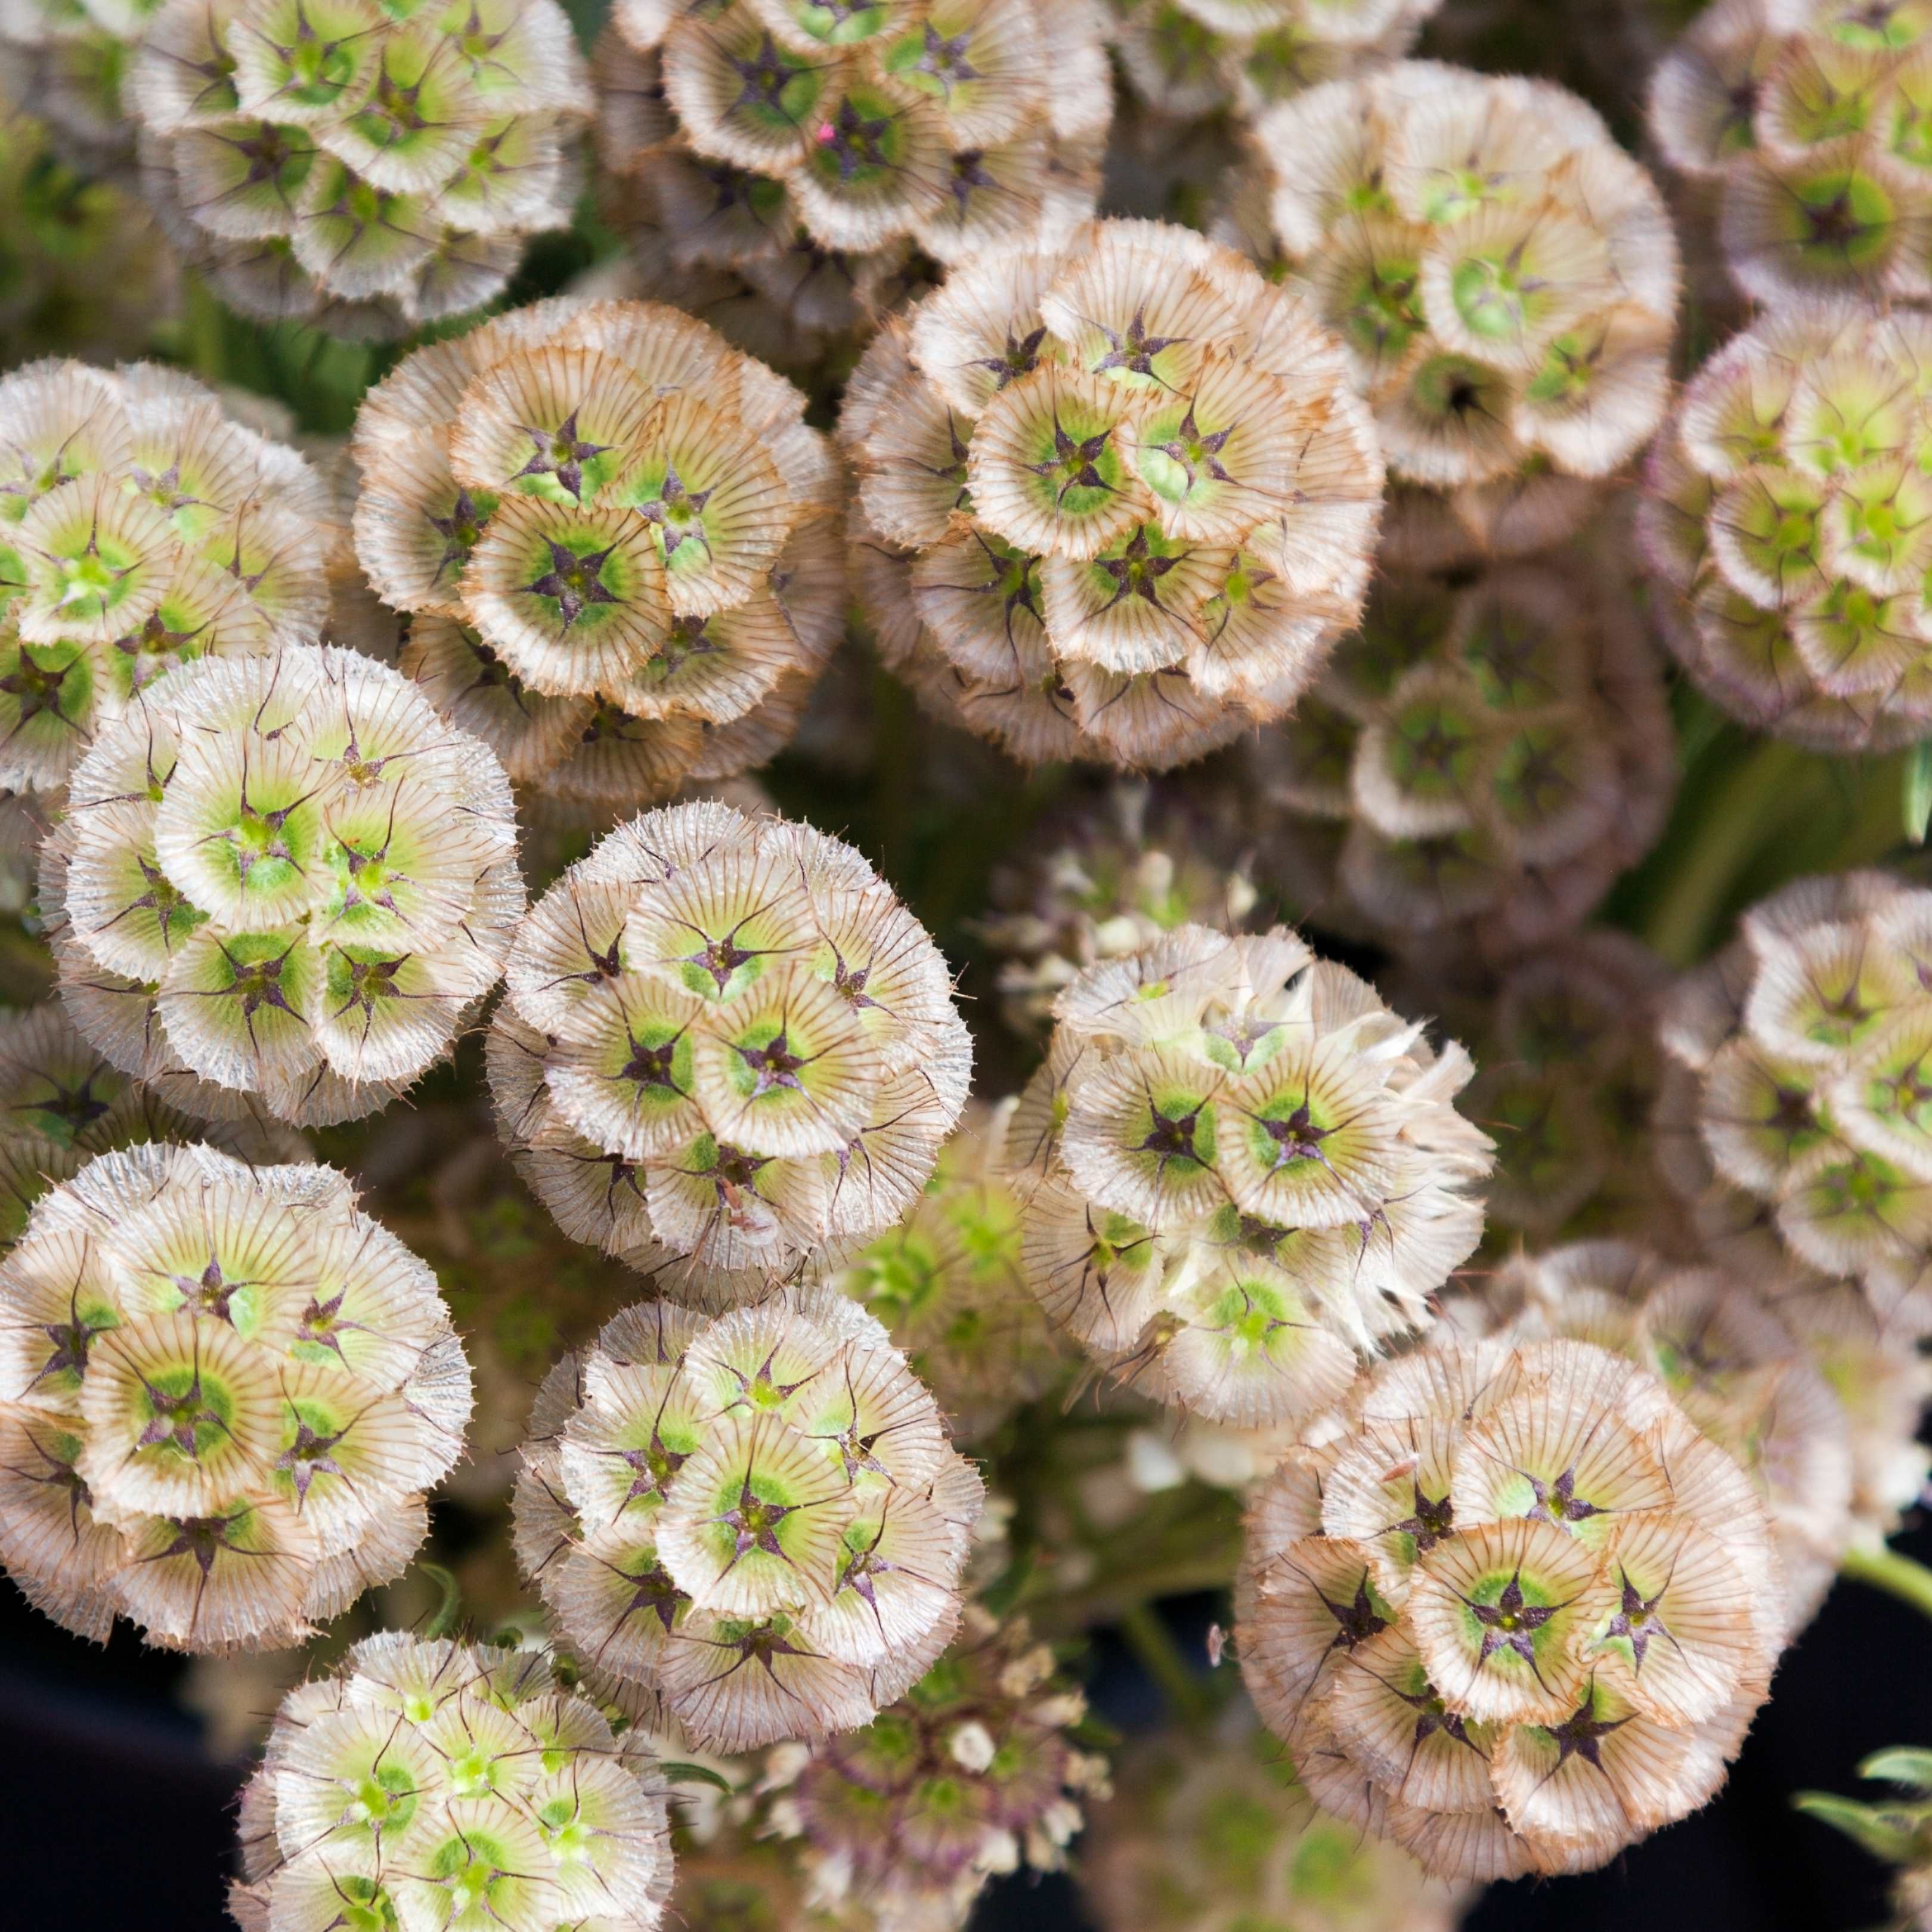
[0,998,306,1247]
[978,778,1259,1036]
[1111,0,1441,126]
[0,1142,472,1651]
[1246,63,1680,566]
[43,643,524,1128]
[1246,555,1676,958]
[354,296,846,821]
[1445,1240,1860,1640]
[754,1605,1104,1922]
[490,800,971,1296]
[511,1286,984,1751]
[1005,921,1493,1428]
[126,0,592,339]
[1238,1335,1784,1881]
[828,1099,1066,1441]
[227,1631,674,1932]
[1080,1691,1467,1932]
[1394,932,1694,1256]
[1636,308,1932,752]
[593,0,1114,369]
[1655,869,1932,1290]
[839,219,1386,771]
[1649,0,1932,310]
[0,358,339,794]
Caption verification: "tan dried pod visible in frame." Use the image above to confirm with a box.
[227,1631,674,1932]
[0,359,339,795]
[1650,0,1932,310]
[1246,62,1680,566]
[512,1284,981,1748]
[47,644,522,1128]
[1638,309,1932,753]
[1008,921,1491,1428]
[1238,1332,1782,1881]
[357,298,845,822]
[125,0,592,339]
[841,219,1385,769]
[490,799,971,1298]
[1245,548,1677,959]
[592,0,1113,371]
[0,1143,470,1651]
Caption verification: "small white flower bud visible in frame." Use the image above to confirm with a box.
[949,1720,998,1771]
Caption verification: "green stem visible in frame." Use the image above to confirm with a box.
[1639,739,1815,965]
[1117,1601,1212,1726]
[419,1562,463,1640]
[1841,1544,1932,1622]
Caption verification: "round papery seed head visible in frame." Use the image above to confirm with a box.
[236,1630,673,1932]
[0,1141,470,1653]
[1649,0,1932,309]
[839,218,1385,771]
[1655,869,1932,1294]
[0,359,340,795]
[1237,1332,1782,1881]
[1007,920,1491,1419]
[126,0,593,340]
[48,643,522,1128]
[1642,310,1932,753]
[512,1283,980,1749]
[1247,63,1679,565]
[1243,549,1677,961]
[493,800,970,1294]
[352,298,844,818]
[594,0,1111,317]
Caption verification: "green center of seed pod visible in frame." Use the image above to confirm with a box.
[429,489,494,584]
[1337,255,1424,365]
[792,0,893,46]
[1450,245,1546,346]
[812,87,900,185]
[1600,1569,1670,1669]
[324,1876,397,1932]
[274,1415,345,1503]
[886,20,980,97]
[1024,408,1125,518]
[1462,1567,1568,1671]
[632,462,714,563]
[1788,167,1897,273]
[729,33,822,125]
[513,411,619,507]
[48,530,138,618]
[522,535,620,630]
[134,1362,234,1461]
[429,1832,516,1916]
[0,638,85,726]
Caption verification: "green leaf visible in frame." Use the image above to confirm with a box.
[1904,741,1932,845]
[1792,1791,1921,1862]
[659,1761,736,1793]
[1862,1746,1932,1792]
